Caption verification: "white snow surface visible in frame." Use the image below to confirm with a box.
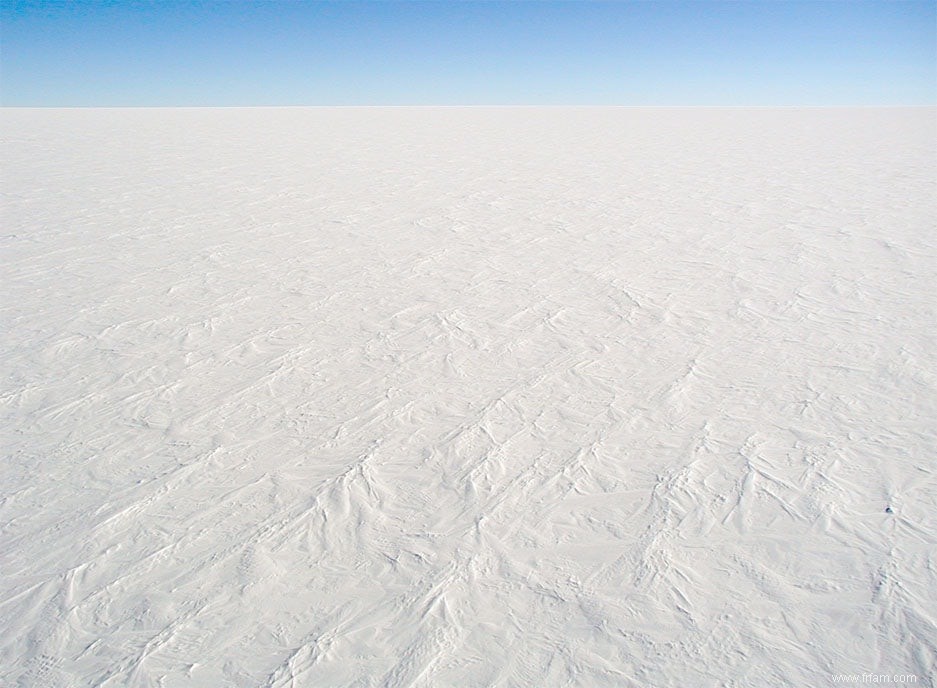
[1,107,935,687]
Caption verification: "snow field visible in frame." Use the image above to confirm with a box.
[1,107,935,687]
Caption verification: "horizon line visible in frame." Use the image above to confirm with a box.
[3,104,936,109]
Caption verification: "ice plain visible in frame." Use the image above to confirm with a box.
[1,107,935,687]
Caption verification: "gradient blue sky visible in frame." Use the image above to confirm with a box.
[1,0,934,106]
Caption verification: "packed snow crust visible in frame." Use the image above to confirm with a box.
[1,107,935,687]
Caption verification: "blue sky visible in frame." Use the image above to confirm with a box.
[1,1,934,106]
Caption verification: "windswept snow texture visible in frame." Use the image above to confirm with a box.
[2,108,936,688]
